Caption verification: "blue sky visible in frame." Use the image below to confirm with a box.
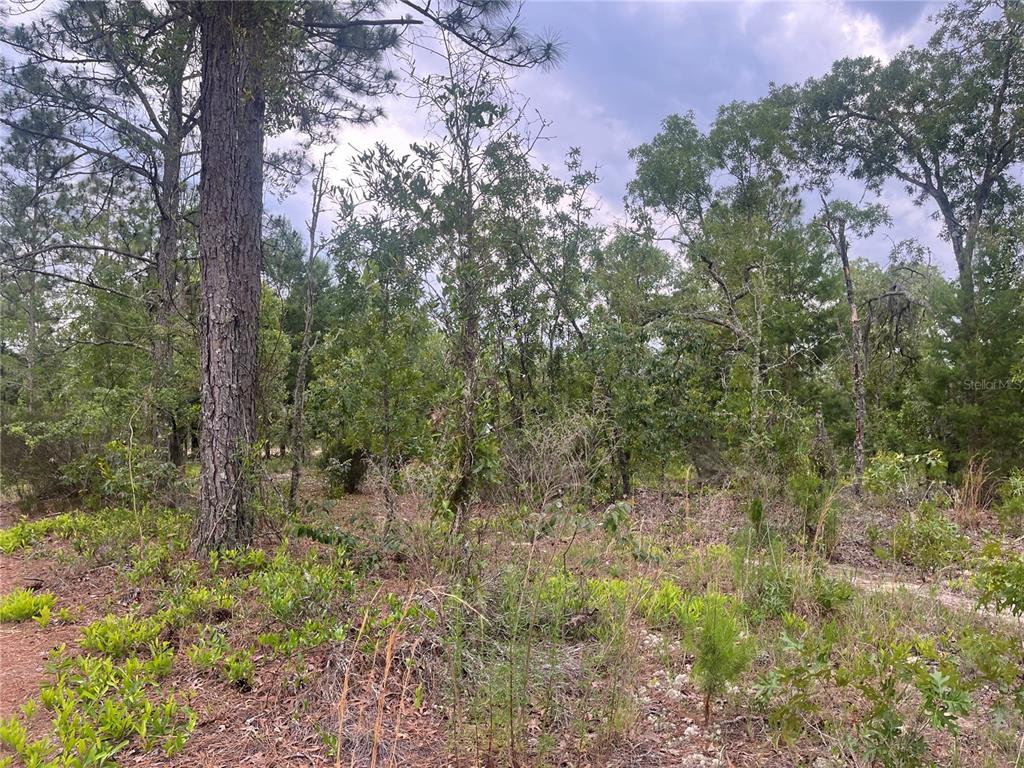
[277,1,952,273]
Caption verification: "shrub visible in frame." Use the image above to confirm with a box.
[81,613,165,658]
[863,450,945,503]
[0,589,55,623]
[995,469,1024,532]
[844,641,969,768]
[786,470,839,557]
[688,593,753,724]
[223,650,255,690]
[892,502,968,572]
[186,628,230,672]
[754,614,835,742]
[253,550,353,621]
[975,541,1024,617]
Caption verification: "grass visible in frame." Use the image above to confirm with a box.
[0,487,1019,768]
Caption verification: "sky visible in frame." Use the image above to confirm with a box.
[272,0,956,274]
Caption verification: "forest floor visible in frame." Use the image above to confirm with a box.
[0,477,1021,768]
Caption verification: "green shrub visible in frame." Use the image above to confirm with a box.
[745,497,765,536]
[734,538,795,620]
[0,651,195,765]
[0,589,55,623]
[863,450,946,501]
[843,640,969,768]
[688,592,754,724]
[975,541,1024,617]
[786,470,839,557]
[223,650,255,690]
[892,502,967,572]
[186,628,230,672]
[754,614,835,742]
[995,469,1024,532]
[253,550,353,621]
[81,613,165,658]
[811,572,854,614]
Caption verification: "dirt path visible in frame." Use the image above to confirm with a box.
[831,565,1023,628]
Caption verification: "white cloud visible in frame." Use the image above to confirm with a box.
[742,0,934,81]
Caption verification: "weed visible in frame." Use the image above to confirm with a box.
[253,549,353,621]
[223,650,255,690]
[186,627,230,671]
[1,650,195,765]
[974,540,1024,617]
[0,589,55,623]
[755,614,835,742]
[81,613,164,658]
[892,502,968,572]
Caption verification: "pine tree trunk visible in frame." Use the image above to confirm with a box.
[154,115,183,465]
[838,229,867,495]
[193,1,267,553]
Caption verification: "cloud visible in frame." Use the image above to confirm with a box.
[742,0,936,81]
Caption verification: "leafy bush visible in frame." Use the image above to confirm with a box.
[223,650,255,690]
[0,589,55,623]
[863,450,946,502]
[253,550,353,621]
[186,628,229,672]
[734,538,795,620]
[688,592,753,724]
[843,640,969,768]
[975,541,1024,617]
[892,502,968,572]
[754,614,835,742]
[811,572,854,613]
[81,613,165,658]
[995,469,1024,532]
[786,470,838,557]
[60,440,180,509]
[1,651,194,765]
[318,440,368,496]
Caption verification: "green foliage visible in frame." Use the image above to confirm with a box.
[80,613,165,659]
[223,650,255,691]
[734,537,796,620]
[863,451,946,501]
[842,640,970,768]
[0,589,55,623]
[755,614,835,742]
[786,470,839,557]
[974,540,1024,617]
[995,468,1024,532]
[0,651,194,766]
[253,549,353,621]
[186,628,229,672]
[891,502,968,572]
[688,592,754,724]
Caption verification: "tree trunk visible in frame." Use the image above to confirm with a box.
[193,1,267,553]
[288,157,328,515]
[448,139,480,540]
[154,98,183,465]
[838,229,867,495]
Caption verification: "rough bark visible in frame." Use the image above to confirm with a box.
[154,73,184,465]
[193,1,267,553]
